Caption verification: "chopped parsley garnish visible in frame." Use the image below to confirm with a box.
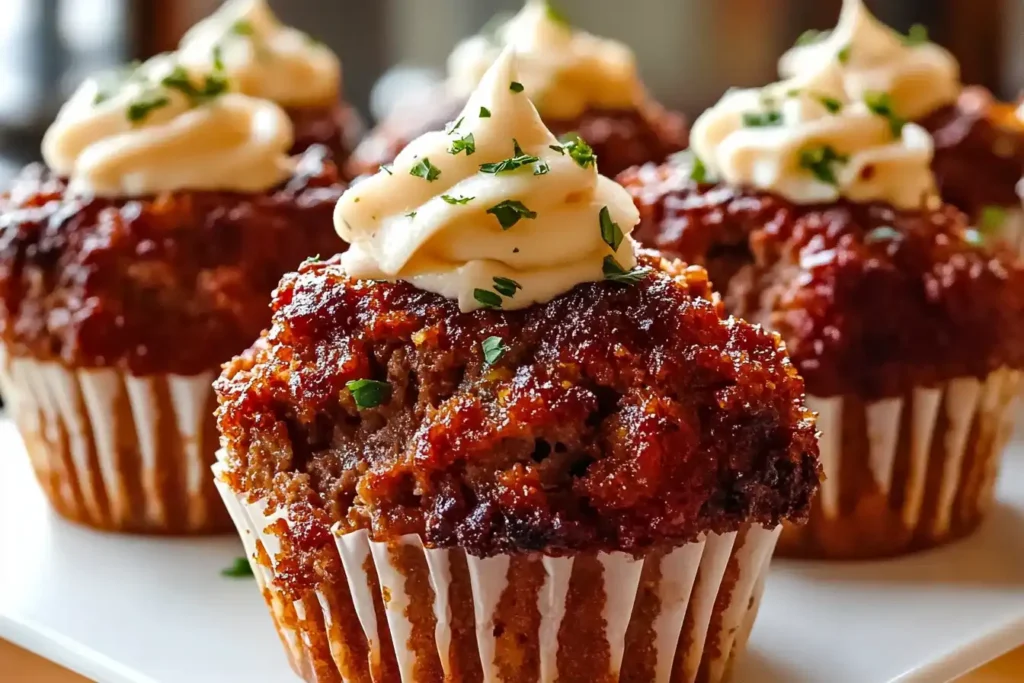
[222,557,254,578]
[549,144,566,155]
[301,254,322,266]
[799,145,849,186]
[837,44,852,64]
[864,226,901,244]
[346,379,392,409]
[479,141,540,174]
[487,200,537,229]
[405,211,417,219]
[533,160,551,176]
[863,91,906,137]
[742,110,783,127]
[381,164,394,175]
[231,19,255,36]
[473,289,503,309]
[492,277,522,297]
[212,45,226,71]
[690,155,708,183]
[903,23,929,46]
[482,336,508,365]
[449,133,476,156]
[441,194,474,205]
[795,28,831,46]
[599,207,623,252]
[479,106,492,118]
[559,135,597,169]
[160,65,230,105]
[819,95,843,113]
[409,157,442,182]
[544,0,571,26]
[980,205,1008,232]
[510,81,525,93]
[603,256,651,285]
[445,117,465,134]
[127,93,170,123]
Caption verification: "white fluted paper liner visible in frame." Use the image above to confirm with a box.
[214,454,782,683]
[802,367,1021,549]
[0,345,221,532]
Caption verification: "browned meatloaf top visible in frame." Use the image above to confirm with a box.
[0,146,345,376]
[286,103,361,174]
[215,252,820,557]
[919,87,1024,217]
[348,88,686,179]
[621,162,1024,399]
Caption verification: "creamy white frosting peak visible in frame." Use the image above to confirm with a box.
[42,55,294,198]
[336,49,640,312]
[779,0,960,121]
[446,0,640,120]
[179,0,340,108]
[690,65,937,210]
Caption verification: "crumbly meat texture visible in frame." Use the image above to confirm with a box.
[215,252,820,557]
[286,103,361,174]
[919,87,1024,215]
[620,162,1024,399]
[0,146,345,375]
[347,89,686,179]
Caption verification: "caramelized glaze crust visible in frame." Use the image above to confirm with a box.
[0,147,344,375]
[215,252,820,557]
[348,90,686,179]
[621,163,1024,398]
[920,87,1024,215]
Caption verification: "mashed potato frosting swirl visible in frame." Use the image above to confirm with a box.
[335,48,641,312]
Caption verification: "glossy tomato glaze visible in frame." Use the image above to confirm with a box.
[620,162,1024,399]
[347,88,686,179]
[286,103,361,173]
[0,146,345,375]
[215,252,820,560]
[920,87,1024,216]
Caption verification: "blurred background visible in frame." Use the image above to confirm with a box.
[0,0,1020,185]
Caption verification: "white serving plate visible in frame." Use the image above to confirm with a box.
[1,416,1023,683]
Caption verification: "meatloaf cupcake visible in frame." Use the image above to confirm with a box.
[214,50,819,683]
[349,0,685,179]
[779,0,1024,251]
[179,0,359,166]
[0,55,343,533]
[621,62,1024,559]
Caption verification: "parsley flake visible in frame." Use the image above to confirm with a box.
[445,117,465,134]
[799,145,849,186]
[301,254,322,266]
[482,336,508,365]
[449,133,476,156]
[410,157,442,182]
[405,211,417,219]
[544,0,571,26]
[903,23,929,46]
[603,256,651,285]
[126,93,170,123]
[795,29,831,47]
[510,81,525,93]
[231,19,255,36]
[381,164,394,175]
[487,200,537,230]
[474,289,503,309]
[222,557,254,578]
[533,160,551,176]
[864,91,906,137]
[559,135,597,169]
[441,194,474,205]
[599,207,624,252]
[864,226,901,244]
[160,64,230,105]
[980,205,1008,232]
[690,155,708,183]
[742,110,783,127]
[818,95,843,113]
[479,140,540,174]
[479,106,491,118]
[492,276,522,298]
[837,44,852,64]
[346,379,392,409]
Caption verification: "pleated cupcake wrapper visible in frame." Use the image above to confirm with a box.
[0,346,225,533]
[214,457,781,683]
[783,367,1021,557]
